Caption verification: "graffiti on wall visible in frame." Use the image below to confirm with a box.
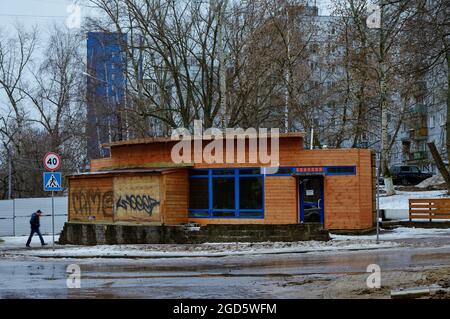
[116,194,160,216]
[71,188,114,217]
[113,175,161,222]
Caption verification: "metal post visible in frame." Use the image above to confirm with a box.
[7,146,12,200]
[376,152,381,244]
[52,191,55,250]
[12,199,15,237]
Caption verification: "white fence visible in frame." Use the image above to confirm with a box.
[0,197,68,236]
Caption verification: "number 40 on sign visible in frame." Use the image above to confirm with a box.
[44,152,61,171]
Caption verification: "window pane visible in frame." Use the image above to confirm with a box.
[212,211,236,217]
[189,211,209,218]
[189,178,209,209]
[272,167,293,174]
[239,168,261,175]
[262,167,292,175]
[239,177,263,209]
[213,178,235,209]
[239,211,263,218]
[189,169,208,176]
[327,166,355,175]
[212,169,234,175]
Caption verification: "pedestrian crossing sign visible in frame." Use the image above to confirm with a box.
[43,172,62,191]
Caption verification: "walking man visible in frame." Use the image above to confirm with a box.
[26,210,48,247]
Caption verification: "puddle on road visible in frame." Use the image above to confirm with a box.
[3,244,450,299]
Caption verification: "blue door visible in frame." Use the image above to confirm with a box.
[299,176,324,224]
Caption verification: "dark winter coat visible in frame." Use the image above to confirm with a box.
[30,213,40,229]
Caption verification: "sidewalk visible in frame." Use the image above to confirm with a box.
[2,227,450,259]
[1,234,397,259]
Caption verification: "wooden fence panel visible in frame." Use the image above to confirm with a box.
[409,198,450,221]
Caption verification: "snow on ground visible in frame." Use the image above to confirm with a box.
[0,235,56,247]
[332,227,450,241]
[0,235,401,258]
[379,190,448,210]
[2,240,399,258]
[2,227,450,259]
[0,234,400,258]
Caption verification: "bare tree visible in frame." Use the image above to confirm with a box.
[0,25,38,198]
[406,0,450,164]
[23,26,85,152]
[83,0,227,135]
[330,0,417,195]
[0,25,86,198]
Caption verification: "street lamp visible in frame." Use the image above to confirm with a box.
[367,3,382,244]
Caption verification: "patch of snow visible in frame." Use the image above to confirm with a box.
[1,235,398,259]
[416,174,445,189]
[3,227,450,259]
[332,227,450,241]
[379,190,448,210]
[0,235,57,247]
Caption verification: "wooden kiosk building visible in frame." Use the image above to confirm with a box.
[61,133,375,244]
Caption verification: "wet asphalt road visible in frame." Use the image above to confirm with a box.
[1,242,450,299]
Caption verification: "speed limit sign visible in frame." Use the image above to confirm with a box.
[43,152,61,171]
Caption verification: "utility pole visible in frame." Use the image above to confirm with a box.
[7,145,12,200]
[7,144,15,237]
[376,152,381,244]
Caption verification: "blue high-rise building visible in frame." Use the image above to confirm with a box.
[86,32,127,160]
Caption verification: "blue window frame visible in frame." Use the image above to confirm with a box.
[262,167,295,176]
[189,168,264,218]
[325,166,356,176]
[188,165,356,218]
[294,166,357,176]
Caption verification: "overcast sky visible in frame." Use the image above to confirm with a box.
[0,0,333,30]
[0,0,333,118]
[0,0,72,30]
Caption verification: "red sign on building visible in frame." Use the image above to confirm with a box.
[296,167,324,174]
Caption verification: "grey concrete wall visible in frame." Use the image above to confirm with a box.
[58,222,330,245]
[0,197,67,236]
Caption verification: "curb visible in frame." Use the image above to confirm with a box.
[0,244,398,259]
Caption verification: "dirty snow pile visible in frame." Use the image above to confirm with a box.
[331,227,450,241]
[0,236,399,258]
[416,174,446,189]
[3,227,450,259]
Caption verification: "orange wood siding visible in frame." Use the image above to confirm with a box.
[91,136,304,171]
[113,175,162,223]
[81,136,374,231]
[90,157,116,172]
[323,175,361,230]
[162,171,189,225]
[263,176,298,224]
[68,176,114,222]
[296,149,374,230]
[111,143,175,167]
